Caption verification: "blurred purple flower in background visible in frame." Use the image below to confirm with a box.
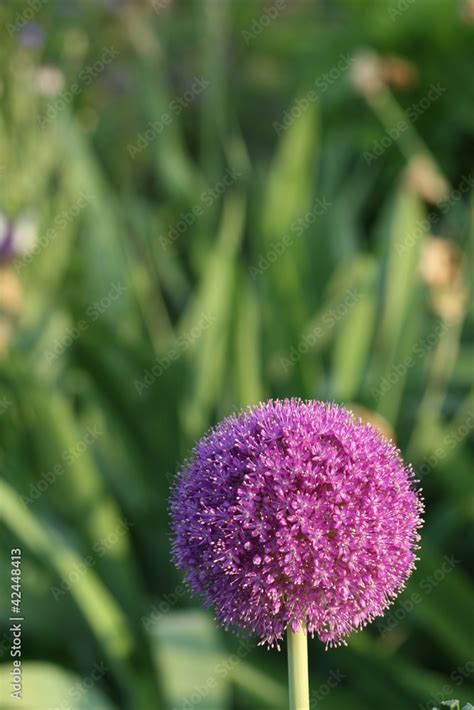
[171,399,423,648]
[0,214,37,264]
[18,23,45,50]
[0,222,15,263]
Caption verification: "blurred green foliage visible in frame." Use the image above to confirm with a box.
[0,0,473,708]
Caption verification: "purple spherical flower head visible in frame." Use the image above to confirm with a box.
[171,399,423,648]
[0,221,15,263]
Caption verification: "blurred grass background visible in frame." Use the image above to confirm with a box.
[0,0,473,708]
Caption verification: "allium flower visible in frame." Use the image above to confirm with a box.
[171,399,423,648]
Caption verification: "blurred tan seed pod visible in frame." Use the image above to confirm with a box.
[419,237,462,289]
[429,285,468,324]
[460,0,474,22]
[419,237,467,322]
[347,403,395,442]
[350,51,385,98]
[380,55,419,91]
[0,266,23,315]
[405,154,449,205]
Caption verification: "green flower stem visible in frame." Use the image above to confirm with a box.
[368,86,428,161]
[287,626,310,710]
